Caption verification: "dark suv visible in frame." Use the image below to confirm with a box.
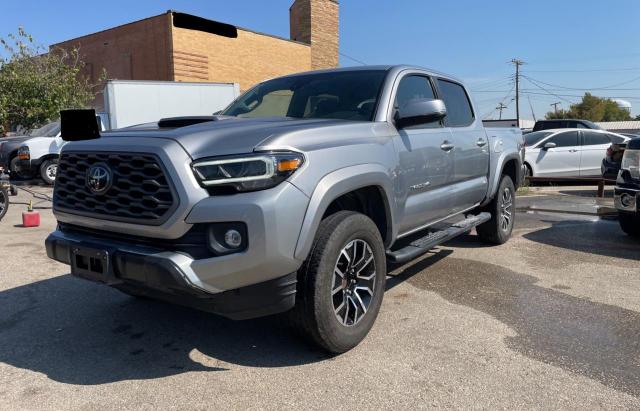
[533,119,602,132]
[614,138,640,237]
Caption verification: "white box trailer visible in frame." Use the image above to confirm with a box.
[102,80,240,129]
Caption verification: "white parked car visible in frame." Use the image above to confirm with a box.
[524,128,629,177]
[14,115,108,185]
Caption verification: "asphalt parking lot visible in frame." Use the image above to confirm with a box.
[1,187,639,409]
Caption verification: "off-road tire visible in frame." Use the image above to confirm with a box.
[619,212,640,238]
[477,174,515,244]
[290,211,386,353]
[39,159,58,185]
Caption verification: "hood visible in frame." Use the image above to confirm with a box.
[100,117,359,159]
[0,135,31,152]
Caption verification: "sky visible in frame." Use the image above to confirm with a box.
[2,0,640,120]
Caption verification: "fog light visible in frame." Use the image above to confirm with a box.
[224,229,242,248]
[207,222,247,255]
[620,194,633,208]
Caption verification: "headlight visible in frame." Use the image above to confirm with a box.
[192,152,304,193]
[17,146,30,160]
[621,149,639,179]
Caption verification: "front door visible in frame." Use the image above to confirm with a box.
[533,130,580,176]
[392,74,454,235]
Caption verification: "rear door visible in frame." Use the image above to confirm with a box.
[391,73,455,234]
[579,131,612,176]
[436,78,489,214]
[533,131,580,176]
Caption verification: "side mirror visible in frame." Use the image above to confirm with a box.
[543,142,557,150]
[395,99,447,128]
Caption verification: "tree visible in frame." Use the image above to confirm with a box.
[544,93,632,122]
[0,27,102,134]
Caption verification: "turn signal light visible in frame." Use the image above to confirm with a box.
[277,158,302,173]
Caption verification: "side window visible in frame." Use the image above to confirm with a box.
[394,75,439,128]
[394,75,436,109]
[582,131,610,146]
[575,123,587,129]
[436,79,475,127]
[546,131,578,147]
[608,133,626,144]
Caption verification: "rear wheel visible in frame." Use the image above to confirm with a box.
[39,159,58,185]
[291,211,386,353]
[477,175,515,244]
[619,212,640,238]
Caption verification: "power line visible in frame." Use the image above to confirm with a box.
[521,74,640,91]
[522,76,575,104]
[521,91,640,100]
[525,67,640,73]
[482,82,515,119]
[338,52,367,66]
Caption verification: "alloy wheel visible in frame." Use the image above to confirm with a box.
[500,186,513,231]
[331,239,376,327]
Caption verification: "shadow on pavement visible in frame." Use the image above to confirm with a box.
[0,275,330,385]
[523,218,640,261]
[558,189,613,198]
[393,254,640,397]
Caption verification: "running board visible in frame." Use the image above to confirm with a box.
[386,212,491,264]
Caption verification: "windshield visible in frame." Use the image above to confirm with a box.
[222,70,388,122]
[524,131,553,146]
[29,121,61,137]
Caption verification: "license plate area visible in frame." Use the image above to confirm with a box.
[70,245,120,284]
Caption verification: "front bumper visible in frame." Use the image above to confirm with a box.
[15,158,35,174]
[614,186,639,213]
[45,229,297,320]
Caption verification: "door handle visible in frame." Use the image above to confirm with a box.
[476,138,487,147]
[569,149,578,153]
[440,142,454,151]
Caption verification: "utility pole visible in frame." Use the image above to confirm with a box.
[496,103,507,120]
[511,58,525,126]
[550,102,561,114]
[528,96,537,122]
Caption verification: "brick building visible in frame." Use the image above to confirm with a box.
[52,0,339,109]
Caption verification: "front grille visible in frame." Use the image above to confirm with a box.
[54,152,177,225]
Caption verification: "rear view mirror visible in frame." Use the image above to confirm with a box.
[396,99,447,128]
[60,109,101,142]
[543,142,557,150]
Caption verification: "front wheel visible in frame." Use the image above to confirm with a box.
[619,212,640,238]
[39,159,58,185]
[477,175,516,244]
[291,211,387,353]
[10,157,33,179]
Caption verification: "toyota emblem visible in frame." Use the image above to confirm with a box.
[86,164,112,194]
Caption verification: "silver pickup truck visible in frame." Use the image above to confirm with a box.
[46,65,524,352]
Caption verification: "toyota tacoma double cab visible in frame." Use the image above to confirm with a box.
[46,66,524,352]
